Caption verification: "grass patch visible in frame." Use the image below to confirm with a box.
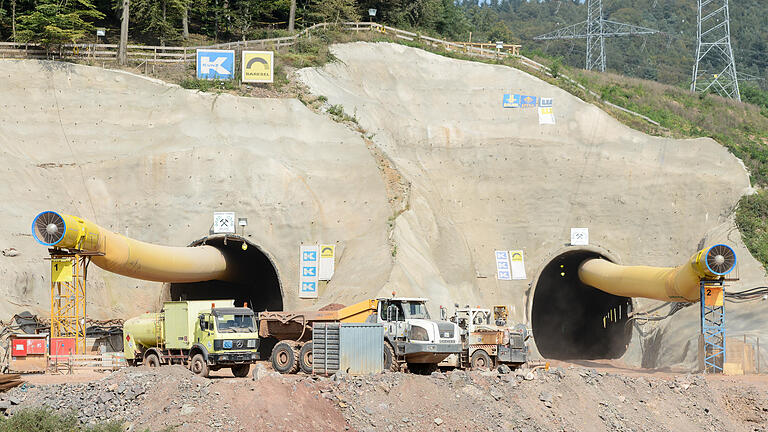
[736,191,768,274]
[179,78,239,92]
[0,408,125,432]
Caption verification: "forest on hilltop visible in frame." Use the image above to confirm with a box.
[0,0,765,92]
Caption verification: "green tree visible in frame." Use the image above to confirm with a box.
[15,0,104,46]
[128,0,184,45]
[308,0,360,23]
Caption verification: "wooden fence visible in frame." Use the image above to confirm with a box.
[48,352,126,374]
[0,21,659,126]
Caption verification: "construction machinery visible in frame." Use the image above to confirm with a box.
[440,307,528,370]
[259,296,462,374]
[123,300,259,377]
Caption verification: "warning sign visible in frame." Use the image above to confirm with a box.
[242,51,274,83]
[704,286,724,307]
[51,259,73,283]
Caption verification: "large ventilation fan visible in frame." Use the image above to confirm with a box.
[705,244,736,276]
[32,211,66,246]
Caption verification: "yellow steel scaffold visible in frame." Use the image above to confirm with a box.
[48,251,92,355]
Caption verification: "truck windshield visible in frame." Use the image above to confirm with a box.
[403,302,430,319]
[216,314,256,333]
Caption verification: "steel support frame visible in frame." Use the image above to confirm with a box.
[700,280,725,373]
[50,252,89,355]
[690,0,740,100]
[533,0,659,72]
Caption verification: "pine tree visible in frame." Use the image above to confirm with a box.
[15,0,105,46]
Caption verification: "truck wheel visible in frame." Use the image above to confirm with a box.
[383,342,399,372]
[299,342,313,374]
[145,353,160,368]
[470,350,492,370]
[190,353,210,378]
[231,364,250,378]
[271,341,299,374]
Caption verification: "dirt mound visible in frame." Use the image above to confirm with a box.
[3,365,767,431]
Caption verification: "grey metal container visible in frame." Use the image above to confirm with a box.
[313,323,383,375]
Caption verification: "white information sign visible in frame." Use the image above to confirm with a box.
[495,250,512,281]
[299,245,319,298]
[213,212,235,234]
[509,250,527,280]
[571,228,589,246]
[318,244,335,281]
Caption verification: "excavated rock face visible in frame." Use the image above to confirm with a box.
[0,42,765,369]
[0,60,392,319]
[297,42,765,368]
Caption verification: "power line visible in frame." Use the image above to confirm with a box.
[691,0,741,100]
[533,0,662,72]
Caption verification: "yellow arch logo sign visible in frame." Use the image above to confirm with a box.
[242,51,274,83]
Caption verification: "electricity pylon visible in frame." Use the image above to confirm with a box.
[690,0,740,101]
[534,0,660,72]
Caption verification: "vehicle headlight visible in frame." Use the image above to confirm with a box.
[410,325,429,341]
[247,339,256,348]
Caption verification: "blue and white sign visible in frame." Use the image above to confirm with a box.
[299,245,319,298]
[539,97,553,108]
[196,49,235,80]
[495,250,512,281]
[502,94,519,108]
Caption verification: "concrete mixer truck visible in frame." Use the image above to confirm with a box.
[123,300,260,377]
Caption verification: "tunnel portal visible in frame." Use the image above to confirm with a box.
[169,235,283,312]
[531,249,633,360]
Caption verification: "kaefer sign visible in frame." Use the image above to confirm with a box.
[196,49,235,80]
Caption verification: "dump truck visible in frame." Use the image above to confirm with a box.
[440,306,528,370]
[259,296,462,374]
[123,300,259,378]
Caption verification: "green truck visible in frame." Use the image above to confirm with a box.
[123,300,259,377]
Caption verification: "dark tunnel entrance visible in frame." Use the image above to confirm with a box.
[168,235,283,313]
[531,249,633,360]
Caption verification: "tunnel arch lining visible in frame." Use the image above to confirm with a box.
[527,244,637,360]
[164,234,284,312]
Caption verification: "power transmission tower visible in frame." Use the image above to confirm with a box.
[690,0,740,100]
[534,0,660,72]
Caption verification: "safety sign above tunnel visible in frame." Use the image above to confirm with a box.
[242,51,274,83]
[196,49,235,80]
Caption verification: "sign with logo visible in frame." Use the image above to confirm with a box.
[51,259,73,283]
[539,97,553,107]
[242,51,274,83]
[495,250,512,281]
[502,94,519,108]
[319,244,335,281]
[299,245,319,298]
[213,212,236,234]
[509,250,526,280]
[571,228,589,246]
[538,106,555,125]
[519,95,537,108]
[196,49,235,80]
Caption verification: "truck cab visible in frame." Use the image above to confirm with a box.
[191,306,260,376]
[375,297,462,374]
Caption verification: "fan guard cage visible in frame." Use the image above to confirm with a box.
[32,211,67,246]
[705,244,736,276]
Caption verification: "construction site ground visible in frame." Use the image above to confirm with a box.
[4,363,767,432]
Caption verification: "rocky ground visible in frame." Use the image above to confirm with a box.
[1,363,767,431]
